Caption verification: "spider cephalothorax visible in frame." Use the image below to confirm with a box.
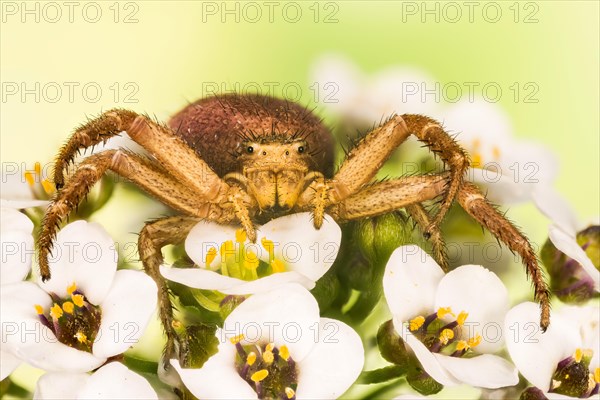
[38,93,550,359]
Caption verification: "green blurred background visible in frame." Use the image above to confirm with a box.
[1,0,598,396]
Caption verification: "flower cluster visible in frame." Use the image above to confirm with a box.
[1,59,598,400]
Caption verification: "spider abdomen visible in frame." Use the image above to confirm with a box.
[168,94,335,177]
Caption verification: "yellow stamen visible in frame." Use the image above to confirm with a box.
[62,302,74,314]
[457,311,469,326]
[49,303,63,319]
[204,247,217,268]
[439,329,455,345]
[34,162,41,176]
[72,294,84,307]
[250,369,269,383]
[492,146,501,160]
[261,237,275,260]
[456,340,469,351]
[471,152,482,168]
[67,282,77,294]
[285,387,295,399]
[437,307,454,319]
[247,352,257,366]
[271,259,285,273]
[235,229,247,243]
[467,334,482,348]
[24,171,35,186]
[74,332,87,343]
[265,343,274,352]
[574,348,583,363]
[34,304,44,315]
[220,240,235,259]
[41,179,55,195]
[593,367,600,384]
[229,334,245,345]
[263,350,274,364]
[409,316,425,331]
[279,345,290,361]
[244,251,260,271]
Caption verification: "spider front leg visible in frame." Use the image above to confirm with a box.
[457,182,551,330]
[138,216,199,360]
[38,150,221,281]
[301,115,468,235]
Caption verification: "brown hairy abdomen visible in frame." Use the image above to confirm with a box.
[168,94,335,177]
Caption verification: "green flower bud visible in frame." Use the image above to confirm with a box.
[377,319,410,366]
[355,212,413,265]
[219,295,246,321]
[406,367,443,396]
[311,268,342,312]
[541,225,600,304]
[177,324,219,369]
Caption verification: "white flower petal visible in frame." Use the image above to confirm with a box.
[435,354,518,388]
[532,186,579,236]
[1,282,52,350]
[365,67,440,117]
[171,336,258,400]
[256,213,341,282]
[1,230,33,284]
[185,221,241,270]
[0,199,49,208]
[295,318,364,399]
[308,55,363,116]
[34,370,89,400]
[39,221,117,305]
[435,265,509,353]
[160,264,246,291]
[0,348,22,380]
[220,271,315,295]
[383,245,445,323]
[1,207,34,234]
[16,337,106,372]
[223,284,320,362]
[444,99,513,146]
[468,168,535,205]
[401,326,460,387]
[0,168,49,209]
[77,362,158,400]
[549,225,600,290]
[93,270,157,359]
[504,302,582,391]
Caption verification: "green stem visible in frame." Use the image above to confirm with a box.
[359,365,407,384]
[122,354,159,375]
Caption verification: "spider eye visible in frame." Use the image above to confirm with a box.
[246,146,254,154]
[297,146,305,154]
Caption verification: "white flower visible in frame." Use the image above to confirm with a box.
[440,99,558,205]
[170,284,364,399]
[0,220,157,372]
[383,245,518,389]
[505,302,600,398]
[0,207,36,379]
[160,212,341,295]
[33,361,159,399]
[1,162,51,208]
[309,54,439,125]
[533,186,599,291]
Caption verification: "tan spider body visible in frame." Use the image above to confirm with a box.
[38,94,550,356]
